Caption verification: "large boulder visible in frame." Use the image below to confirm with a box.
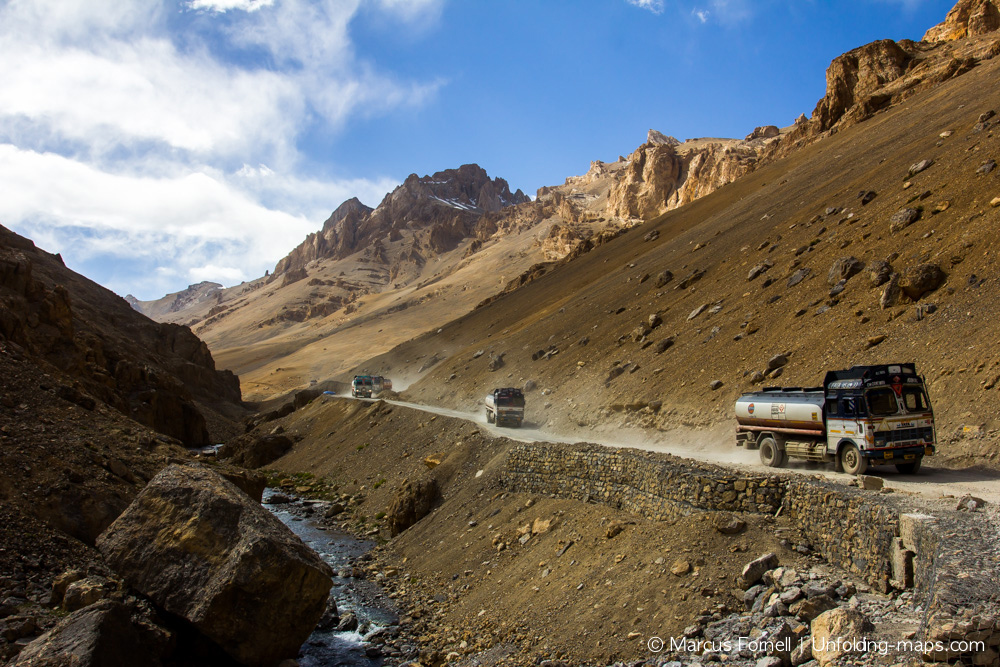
[827,256,865,285]
[811,608,874,666]
[387,477,441,536]
[900,264,946,300]
[741,552,779,588]
[96,465,333,666]
[216,467,267,503]
[12,600,173,667]
[219,434,294,469]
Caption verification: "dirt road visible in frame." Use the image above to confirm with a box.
[359,396,1000,504]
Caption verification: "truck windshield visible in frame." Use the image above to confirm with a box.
[901,386,930,412]
[866,388,899,416]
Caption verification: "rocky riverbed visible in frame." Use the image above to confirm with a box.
[263,490,437,666]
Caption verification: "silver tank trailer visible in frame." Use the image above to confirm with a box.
[735,390,824,433]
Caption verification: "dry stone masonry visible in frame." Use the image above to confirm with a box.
[502,442,1000,664]
[503,443,784,522]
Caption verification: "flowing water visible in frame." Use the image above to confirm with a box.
[264,489,401,666]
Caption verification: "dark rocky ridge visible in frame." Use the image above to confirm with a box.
[0,224,243,445]
[126,280,223,319]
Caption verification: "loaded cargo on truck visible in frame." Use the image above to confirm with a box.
[734,363,936,474]
[485,388,525,427]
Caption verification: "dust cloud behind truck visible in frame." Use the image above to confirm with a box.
[735,363,936,475]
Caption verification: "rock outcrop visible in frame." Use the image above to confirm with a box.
[811,40,912,132]
[647,129,680,146]
[607,140,761,220]
[11,600,173,667]
[387,477,441,536]
[539,224,586,261]
[96,465,333,666]
[0,225,242,446]
[925,0,1000,42]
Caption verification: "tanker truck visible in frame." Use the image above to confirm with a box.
[485,388,525,427]
[735,363,936,475]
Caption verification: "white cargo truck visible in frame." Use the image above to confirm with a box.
[735,363,936,474]
[485,388,525,427]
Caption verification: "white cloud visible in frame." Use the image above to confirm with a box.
[0,144,405,299]
[187,0,275,12]
[688,0,754,25]
[0,40,300,158]
[627,0,665,13]
[0,0,443,299]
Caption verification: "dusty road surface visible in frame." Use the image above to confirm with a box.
[360,396,1000,504]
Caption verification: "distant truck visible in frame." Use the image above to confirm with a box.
[351,375,392,398]
[735,363,936,475]
[372,376,392,394]
[351,375,374,398]
[485,388,525,427]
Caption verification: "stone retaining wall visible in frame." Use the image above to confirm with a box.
[503,443,784,521]
[501,442,1000,664]
[783,479,903,594]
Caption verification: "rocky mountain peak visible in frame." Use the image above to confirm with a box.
[924,0,1000,42]
[647,129,680,146]
[128,281,222,318]
[273,164,528,276]
[384,163,527,221]
[322,197,373,232]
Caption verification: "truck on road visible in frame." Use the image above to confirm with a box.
[352,375,392,398]
[485,388,525,427]
[371,375,392,395]
[351,375,374,398]
[735,363,936,474]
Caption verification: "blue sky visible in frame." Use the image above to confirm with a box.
[0,0,955,300]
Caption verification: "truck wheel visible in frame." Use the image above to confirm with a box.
[486,410,495,424]
[759,438,785,468]
[895,458,922,474]
[840,444,868,475]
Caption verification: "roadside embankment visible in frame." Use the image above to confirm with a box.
[503,442,1000,663]
[240,396,1000,665]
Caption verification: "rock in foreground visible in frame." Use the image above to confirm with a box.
[96,465,333,666]
[12,600,172,667]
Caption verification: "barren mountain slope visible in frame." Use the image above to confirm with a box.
[130,2,1000,428]
[0,227,253,662]
[0,225,244,443]
[135,134,794,402]
[359,53,1000,469]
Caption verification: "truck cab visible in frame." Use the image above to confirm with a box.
[486,388,525,427]
[351,375,374,398]
[823,364,935,474]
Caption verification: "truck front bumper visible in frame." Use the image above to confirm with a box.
[863,444,933,462]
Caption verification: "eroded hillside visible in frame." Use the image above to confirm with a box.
[363,53,1000,469]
